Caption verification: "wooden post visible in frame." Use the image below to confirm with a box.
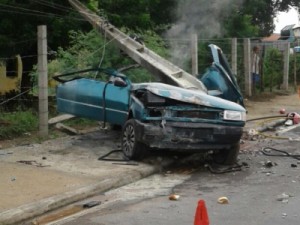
[38,25,48,137]
[282,42,290,91]
[191,34,198,76]
[244,38,252,96]
[231,38,237,75]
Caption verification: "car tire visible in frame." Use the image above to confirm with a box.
[122,119,147,160]
[213,143,240,165]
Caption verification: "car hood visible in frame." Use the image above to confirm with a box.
[132,82,246,112]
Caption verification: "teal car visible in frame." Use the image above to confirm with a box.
[55,45,246,164]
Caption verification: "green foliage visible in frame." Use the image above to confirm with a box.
[289,53,300,85]
[0,111,38,139]
[98,0,177,31]
[224,13,259,38]
[30,28,169,84]
[98,0,152,29]
[0,0,90,57]
[197,43,213,73]
[241,0,300,36]
[263,47,283,90]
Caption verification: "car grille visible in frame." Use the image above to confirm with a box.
[176,110,218,119]
[174,127,213,139]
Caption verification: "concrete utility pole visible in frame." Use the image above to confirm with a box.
[231,38,237,76]
[244,38,252,96]
[191,34,198,76]
[38,25,48,137]
[282,42,290,91]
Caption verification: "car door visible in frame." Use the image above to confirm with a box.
[199,44,244,107]
[55,69,130,125]
[102,77,130,126]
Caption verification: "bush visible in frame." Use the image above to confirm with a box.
[263,48,283,91]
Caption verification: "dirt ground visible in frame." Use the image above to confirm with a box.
[245,92,300,120]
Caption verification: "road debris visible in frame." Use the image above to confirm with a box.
[16,160,49,167]
[279,108,286,114]
[276,193,291,203]
[263,160,277,168]
[83,201,101,208]
[205,163,244,174]
[0,151,13,156]
[217,196,229,204]
[288,112,300,124]
[112,162,139,166]
[285,119,294,126]
[55,123,79,135]
[261,147,300,160]
[169,194,180,201]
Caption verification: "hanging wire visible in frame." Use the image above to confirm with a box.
[31,0,76,13]
[0,88,33,106]
[0,3,86,21]
[94,30,107,78]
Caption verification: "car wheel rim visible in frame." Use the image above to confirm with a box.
[123,124,135,156]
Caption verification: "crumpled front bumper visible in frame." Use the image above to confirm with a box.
[134,120,243,151]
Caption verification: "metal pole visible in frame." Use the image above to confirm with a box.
[38,25,48,137]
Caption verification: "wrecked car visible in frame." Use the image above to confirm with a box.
[54,45,246,164]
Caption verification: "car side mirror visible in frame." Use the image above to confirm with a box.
[114,78,127,87]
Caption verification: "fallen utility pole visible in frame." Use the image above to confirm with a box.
[68,0,207,92]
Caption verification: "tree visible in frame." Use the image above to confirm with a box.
[0,0,89,57]
[98,0,177,30]
[223,12,259,38]
[98,0,152,29]
[241,0,300,36]
[0,0,93,90]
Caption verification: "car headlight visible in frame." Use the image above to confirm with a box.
[223,110,246,121]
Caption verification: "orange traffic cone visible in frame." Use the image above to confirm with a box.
[194,200,210,225]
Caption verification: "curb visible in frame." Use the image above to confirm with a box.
[0,164,159,225]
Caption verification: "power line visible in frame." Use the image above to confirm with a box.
[31,0,75,12]
[0,1,99,22]
[0,3,86,21]
[0,8,85,21]
[0,88,33,106]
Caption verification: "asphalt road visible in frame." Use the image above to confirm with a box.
[42,129,300,225]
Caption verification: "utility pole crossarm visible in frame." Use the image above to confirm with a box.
[69,0,207,92]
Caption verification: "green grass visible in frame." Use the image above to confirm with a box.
[0,110,100,141]
[0,111,38,139]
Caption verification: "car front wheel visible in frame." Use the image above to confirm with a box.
[213,143,240,165]
[122,119,147,160]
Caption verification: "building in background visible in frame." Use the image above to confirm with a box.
[0,55,23,95]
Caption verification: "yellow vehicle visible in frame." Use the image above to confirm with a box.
[0,55,23,95]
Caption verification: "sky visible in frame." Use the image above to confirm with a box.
[274,7,299,33]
